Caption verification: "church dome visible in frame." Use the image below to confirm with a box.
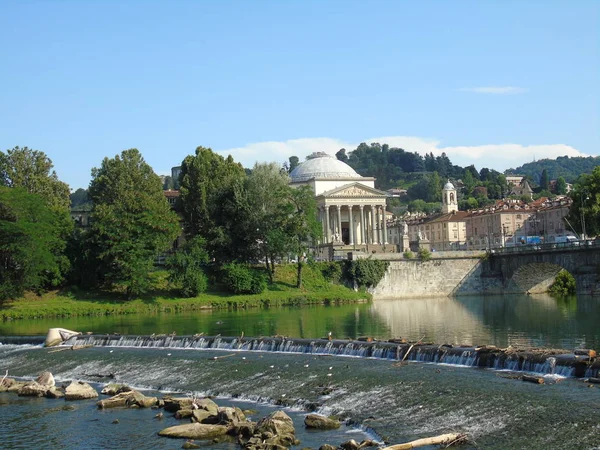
[290,152,362,182]
[443,180,455,190]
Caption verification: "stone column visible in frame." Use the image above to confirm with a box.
[375,206,381,244]
[371,206,377,244]
[325,205,331,243]
[348,205,355,245]
[336,205,342,242]
[359,205,365,245]
[382,206,388,244]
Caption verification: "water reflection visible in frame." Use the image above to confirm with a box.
[371,294,600,349]
[1,295,599,350]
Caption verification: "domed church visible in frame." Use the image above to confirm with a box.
[290,152,388,250]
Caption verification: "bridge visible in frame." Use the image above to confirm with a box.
[369,241,600,298]
[485,240,600,295]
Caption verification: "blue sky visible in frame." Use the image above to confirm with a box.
[1,1,598,189]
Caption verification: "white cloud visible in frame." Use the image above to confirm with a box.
[459,86,528,94]
[218,136,587,173]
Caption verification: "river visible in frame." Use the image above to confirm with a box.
[1,294,600,449]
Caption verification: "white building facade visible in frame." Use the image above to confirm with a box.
[290,152,389,246]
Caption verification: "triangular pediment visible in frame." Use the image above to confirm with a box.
[318,182,387,198]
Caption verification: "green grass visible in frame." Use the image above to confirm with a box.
[0,264,370,320]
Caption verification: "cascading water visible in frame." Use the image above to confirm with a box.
[61,334,599,379]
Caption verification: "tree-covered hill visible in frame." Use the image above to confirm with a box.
[506,155,600,183]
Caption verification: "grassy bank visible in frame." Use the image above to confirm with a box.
[0,264,370,320]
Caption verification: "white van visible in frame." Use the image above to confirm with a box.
[554,235,578,244]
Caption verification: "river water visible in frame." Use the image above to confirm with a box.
[1,294,600,449]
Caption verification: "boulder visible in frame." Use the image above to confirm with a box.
[191,409,218,424]
[304,414,341,430]
[97,390,157,409]
[18,381,50,397]
[319,445,337,450]
[35,371,55,387]
[196,398,219,415]
[46,386,65,399]
[228,421,256,439]
[341,440,360,450]
[218,406,246,424]
[175,409,194,419]
[255,411,296,437]
[182,441,201,449]
[158,423,228,439]
[65,381,98,400]
[45,328,80,347]
[101,384,132,396]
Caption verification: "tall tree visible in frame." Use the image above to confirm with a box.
[540,169,549,191]
[0,146,72,285]
[284,185,321,288]
[244,163,291,281]
[179,147,246,240]
[0,188,65,301]
[88,149,180,298]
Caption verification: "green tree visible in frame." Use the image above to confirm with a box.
[178,147,246,251]
[556,176,567,195]
[540,169,549,191]
[0,146,70,210]
[70,188,90,208]
[284,185,321,288]
[0,146,72,285]
[566,166,600,238]
[245,162,292,281]
[88,149,180,298]
[0,188,65,301]
[288,156,300,173]
[336,148,349,163]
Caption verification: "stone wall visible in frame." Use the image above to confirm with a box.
[371,257,504,299]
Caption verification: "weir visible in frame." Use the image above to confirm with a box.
[62,334,599,379]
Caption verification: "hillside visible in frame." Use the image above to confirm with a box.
[506,155,600,183]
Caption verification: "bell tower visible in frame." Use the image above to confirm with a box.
[442,180,458,214]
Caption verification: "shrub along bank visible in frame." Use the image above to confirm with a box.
[0,263,376,320]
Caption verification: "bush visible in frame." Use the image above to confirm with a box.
[180,270,208,297]
[319,261,343,282]
[549,270,576,296]
[344,259,389,288]
[222,263,266,294]
[403,250,414,259]
[418,248,432,261]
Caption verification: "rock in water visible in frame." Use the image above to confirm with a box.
[18,381,49,397]
[254,411,297,447]
[101,383,132,396]
[46,386,66,399]
[182,440,201,449]
[217,406,246,424]
[158,423,228,439]
[36,371,55,387]
[65,381,98,400]
[97,390,158,409]
[320,445,337,450]
[304,414,341,430]
[45,328,80,347]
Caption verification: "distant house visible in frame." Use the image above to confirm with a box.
[164,189,180,207]
[509,179,533,199]
[386,188,407,198]
[505,175,525,186]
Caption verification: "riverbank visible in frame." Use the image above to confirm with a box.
[0,266,369,320]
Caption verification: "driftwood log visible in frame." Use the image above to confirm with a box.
[522,375,545,384]
[381,433,466,450]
